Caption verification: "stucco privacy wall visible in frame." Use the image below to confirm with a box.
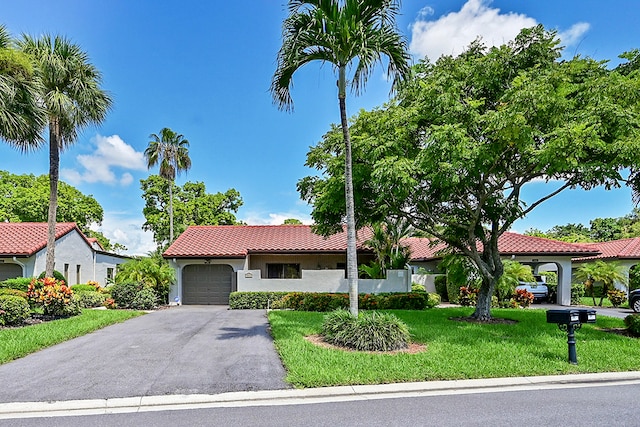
[237,269,411,294]
[411,273,441,293]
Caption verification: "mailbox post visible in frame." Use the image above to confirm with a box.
[546,309,596,365]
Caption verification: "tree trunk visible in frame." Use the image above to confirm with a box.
[45,120,60,278]
[338,66,358,317]
[169,181,174,243]
[472,280,494,321]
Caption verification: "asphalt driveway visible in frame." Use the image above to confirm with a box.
[0,306,290,403]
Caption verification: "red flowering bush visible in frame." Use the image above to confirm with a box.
[27,277,79,317]
[513,288,534,308]
[103,298,116,309]
[459,287,478,307]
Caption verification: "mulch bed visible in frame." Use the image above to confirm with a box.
[304,334,427,354]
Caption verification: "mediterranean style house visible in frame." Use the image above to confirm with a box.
[0,222,130,286]
[163,225,599,306]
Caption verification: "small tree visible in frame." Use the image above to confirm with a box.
[115,257,175,304]
[575,261,628,306]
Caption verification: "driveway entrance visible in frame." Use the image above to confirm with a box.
[0,306,289,403]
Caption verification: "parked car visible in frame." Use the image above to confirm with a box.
[516,274,549,302]
[630,289,640,313]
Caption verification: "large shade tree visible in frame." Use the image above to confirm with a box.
[144,127,192,244]
[0,25,45,149]
[19,34,112,277]
[299,25,640,320]
[271,0,411,316]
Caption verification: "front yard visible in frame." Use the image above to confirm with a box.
[0,309,144,364]
[268,307,640,388]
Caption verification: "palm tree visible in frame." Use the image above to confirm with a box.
[0,25,45,149]
[271,0,411,316]
[145,127,191,245]
[19,34,112,277]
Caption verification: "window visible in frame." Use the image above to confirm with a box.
[64,264,69,282]
[267,263,301,279]
[76,265,81,285]
[106,268,114,282]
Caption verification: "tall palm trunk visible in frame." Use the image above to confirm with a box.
[45,120,60,278]
[169,181,174,243]
[338,66,358,317]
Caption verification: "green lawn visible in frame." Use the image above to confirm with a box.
[0,309,144,364]
[268,307,640,388]
[576,297,629,308]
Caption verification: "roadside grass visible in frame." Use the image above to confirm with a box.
[268,308,640,388]
[0,309,144,364]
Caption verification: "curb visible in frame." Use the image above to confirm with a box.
[2,371,640,419]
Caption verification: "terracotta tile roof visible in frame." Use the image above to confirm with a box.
[163,225,375,258]
[164,226,600,260]
[573,237,640,261]
[406,232,599,261]
[0,222,79,256]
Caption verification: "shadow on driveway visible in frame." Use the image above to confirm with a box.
[0,306,290,403]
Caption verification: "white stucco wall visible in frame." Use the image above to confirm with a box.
[411,274,442,293]
[0,230,125,287]
[236,269,411,294]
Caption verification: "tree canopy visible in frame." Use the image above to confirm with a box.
[299,25,640,320]
[0,170,103,228]
[141,175,243,249]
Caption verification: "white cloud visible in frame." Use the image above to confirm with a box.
[91,213,156,256]
[558,22,590,47]
[409,0,537,61]
[240,211,313,225]
[61,134,146,185]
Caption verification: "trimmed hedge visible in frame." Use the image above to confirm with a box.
[74,291,107,308]
[0,277,32,292]
[71,284,99,293]
[229,292,289,309]
[37,270,66,283]
[230,291,439,311]
[0,288,28,299]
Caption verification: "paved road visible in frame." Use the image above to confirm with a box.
[0,306,289,403]
[5,375,640,426]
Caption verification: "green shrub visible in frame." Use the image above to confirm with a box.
[109,282,144,309]
[376,293,429,310]
[228,292,290,309]
[571,283,586,305]
[434,275,448,301]
[115,257,174,304]
[547,283,557,304]
[37,270,67,283]
[0,288,28,299]
[71,284,98,293]
[624,314,640,337]
[426,293,441,308]
[411,283,426,293]
[131,287,157,310]
[446,280,461,304]
[459,286,478,307]
[0,277,32,292]
[322,310,410,351]
[0,295,31,326]
[607,289,627,308]
[74,291,107,308]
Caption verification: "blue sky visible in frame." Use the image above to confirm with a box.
[1,0,638,254]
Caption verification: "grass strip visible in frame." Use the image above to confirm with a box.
[0,309,144,364]
[268,307,640,388]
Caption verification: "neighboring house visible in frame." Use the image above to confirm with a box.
[572,237,640,290]
[0,222,130,286]
[407,232,600,305]
[163,225,599,306]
